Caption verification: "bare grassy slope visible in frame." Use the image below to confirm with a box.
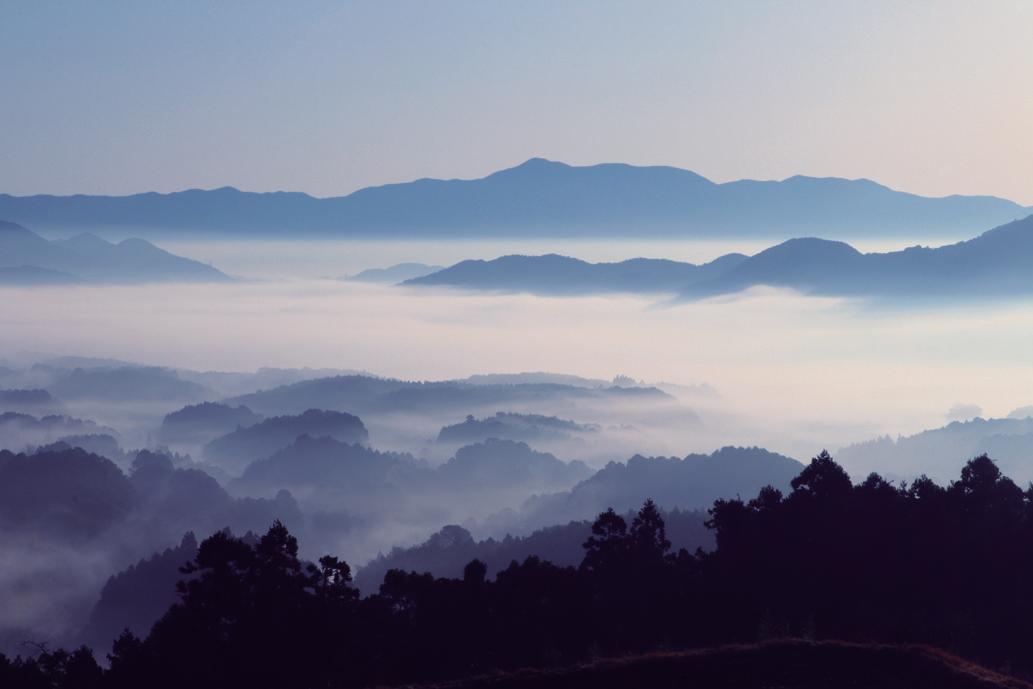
[410,640,1033,689]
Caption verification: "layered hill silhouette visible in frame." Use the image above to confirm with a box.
[203,408,368,474]
[436,412,599,445]
[0,412,117,451]
[355,508,710,593]
[343,262,443,283]
[230,436,590,517]
[681,214,1033,299]
[157,401,262,447]
[511,447,802,530]
[407,214,1033,299]
[837,414,1033,484]
[225,374,675,417]
[407,253,746,294]
[0,220,229,284]
[47,365,209,402]
[1,159,1025,238]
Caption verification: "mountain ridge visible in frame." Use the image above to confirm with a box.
[404,214,1033,299]
[0,221,230,284]
[1,159,1026,238]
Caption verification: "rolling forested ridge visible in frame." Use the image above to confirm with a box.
[5,451,1033,688]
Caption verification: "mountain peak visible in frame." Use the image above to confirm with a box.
[492,157,570,177]
[517,157,564,168]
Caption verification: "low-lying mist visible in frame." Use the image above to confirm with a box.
[2,275,1031,458]
[5,238,1033,656]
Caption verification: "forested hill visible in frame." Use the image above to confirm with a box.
[7,451,1033,688]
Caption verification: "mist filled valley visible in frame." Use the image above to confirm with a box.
[6,3,1033,686]
[5,226,1033,670]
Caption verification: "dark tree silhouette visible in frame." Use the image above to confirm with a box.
[16,453,1033,688]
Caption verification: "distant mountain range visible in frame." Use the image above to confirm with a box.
[0,220,229,284]
[499,446,803,533]
[224,373,675,417]
[836,413,1033,484]
[343,263,443,283]
[1,158,1027,238]
[407,214,1033,300]
[407,253,747,294]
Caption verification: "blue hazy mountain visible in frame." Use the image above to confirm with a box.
[406,253,747,294]
[343,262,443,283]
[0,159,1026,238]
[436,412,599,445]
[0,220,229,283]
[47,366,209,403]
[836,415,1033,484]
[203,408,368,474]
[404,214,1033,300]
[224,374,675,417]
[680,213,1033,299]
[0,265,83,285]
[513,446,803,530]
[157,402,262,446]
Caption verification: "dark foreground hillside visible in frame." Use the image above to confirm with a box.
[417,640,1033,689]
[7,451,1033,688]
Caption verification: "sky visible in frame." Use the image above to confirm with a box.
[2,1,1031,203]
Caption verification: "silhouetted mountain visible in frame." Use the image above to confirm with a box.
[47,366,208,402]
[230,434,425,502]
[157,401,262,446]
[41,435,127,463]
[403,214,1033,300]
[0,220,229,283]
[407,253,747,295]
[231,436,590,523]
[0,447,136,540]
[175,366,360,398]
[436,439,592,492]
[343,262,443,283]
[517,446,803,528]
[837,416,1033,483]
[0,412,116,451]
[204,409,368,474]
[437,412,599,445]
[0,160,1026,237]
[355,508,710,592]
[0,388,62,415]
[79,532,199,653]
[226,374,674,417]
[127,450,303,550]
[681,214,1033,299]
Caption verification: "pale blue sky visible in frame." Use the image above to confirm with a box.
[2,1,1031,202]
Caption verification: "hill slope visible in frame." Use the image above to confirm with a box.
[0,220,229,283]
[413,640,1033,689]
[682,214,1033,299]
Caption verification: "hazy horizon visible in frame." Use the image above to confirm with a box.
[3,2,1032,203]
[5,267,1033,461]
[4,158,1030,207]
